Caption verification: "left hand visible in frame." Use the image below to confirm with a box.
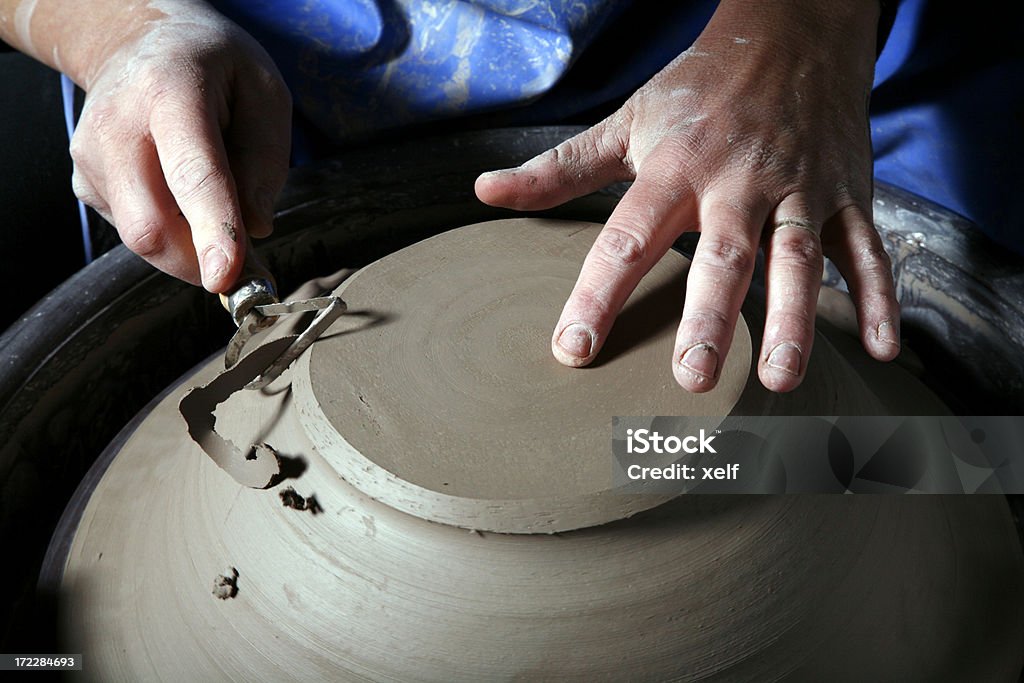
[475,0,900,394]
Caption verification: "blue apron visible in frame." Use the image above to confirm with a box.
[206,0,1024,254]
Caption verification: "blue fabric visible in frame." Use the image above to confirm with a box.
[209,0,1023,253]
[209,0,624,141]
[871,0,1024,253]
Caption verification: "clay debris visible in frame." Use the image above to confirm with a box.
[279,486,323,514]
[213,567,239,600]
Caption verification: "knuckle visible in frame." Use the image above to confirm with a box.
[78,101,122,144]
[771,232,823,270]
[523,145,566,182]
[258,65,290,99]
[248,65,292,117]
[580,118,631,177]
[599,121,630,170]
[70,172,97,204]
[166,155,224,202]
[741,139,784,175]
[832,181,855,205]
[854,238,892,269]
[119,218,166,258]
[644,139,701,183]
[697,236,757,276]
[68,133,90,165]
[594,226,647,268]
[546,141,569,168]
[146,61,203,108]
[547,134,592,178]
[847,261,897,303]
[146,80,181,110]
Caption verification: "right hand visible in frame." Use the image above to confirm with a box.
[477,0,898,394]
[69,5,292,292]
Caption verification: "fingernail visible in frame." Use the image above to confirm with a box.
[556,323,594,359]
[202,247,229,287]
[678,343,718,381]
[765,342,802,376]
[876,319,900,347]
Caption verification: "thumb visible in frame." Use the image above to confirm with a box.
[475,118,633,211]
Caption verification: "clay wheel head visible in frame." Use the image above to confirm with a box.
[293,219,751,532]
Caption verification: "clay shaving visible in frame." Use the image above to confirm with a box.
[179,337,293,488]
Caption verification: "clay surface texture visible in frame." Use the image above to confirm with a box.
[56,219,1024,681]
[293,219,749,532]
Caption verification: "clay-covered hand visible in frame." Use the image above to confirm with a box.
[67,3,291,292]
[475,0,899,393]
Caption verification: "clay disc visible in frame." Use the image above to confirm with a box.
[292,219,751,532]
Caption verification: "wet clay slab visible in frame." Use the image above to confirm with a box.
[293,219,750,532]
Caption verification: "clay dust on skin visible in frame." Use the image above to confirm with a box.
[9,0,38,54]
[677,47,709,61]
[0,1,59,79]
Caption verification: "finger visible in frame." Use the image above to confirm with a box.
[551,171,694,367]
[822,204,901,361]
[70,167,112,224]
[104,139,200,284]
[758,194,824,392]
[673,190,768,392]
[226,71,292,239]
[475,116,633,211]
[150,90,245,293]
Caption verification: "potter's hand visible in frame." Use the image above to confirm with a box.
[71,4,291,292]
[0,0,291,292]
[475,0,899,393]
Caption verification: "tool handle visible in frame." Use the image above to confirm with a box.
[219,238,279,327]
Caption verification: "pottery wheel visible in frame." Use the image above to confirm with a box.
[50,218,1024,681]
[291,219,750,532]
